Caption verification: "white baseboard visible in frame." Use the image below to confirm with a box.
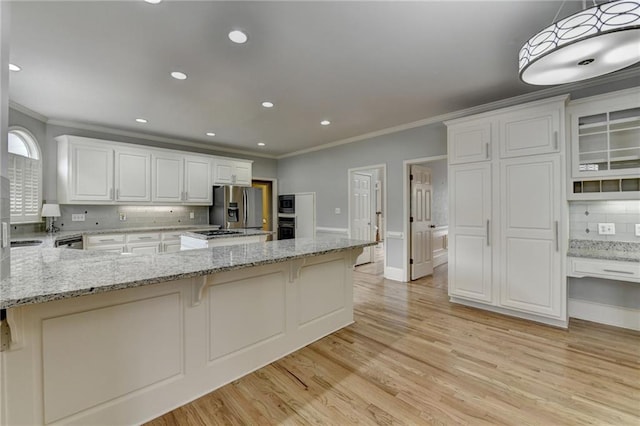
[568,298,640,331]
[316,227,349,237]
[433,253,448,268]
[384,266,404,282]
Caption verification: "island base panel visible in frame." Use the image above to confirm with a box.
[1,250,357,425]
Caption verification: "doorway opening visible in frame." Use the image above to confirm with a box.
[348,164,387,270]
[252,178,277,240]
[403,155,448,282]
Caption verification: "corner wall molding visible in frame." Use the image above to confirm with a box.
[8,101,48,122]
[277,67,640,160]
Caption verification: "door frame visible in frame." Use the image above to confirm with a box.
[402,155,447,282]
[252,176,278,237]
[348,164,387,268]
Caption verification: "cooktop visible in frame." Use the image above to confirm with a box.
[193,229,242,236]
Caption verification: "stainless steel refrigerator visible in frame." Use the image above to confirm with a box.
[210,186,263,229]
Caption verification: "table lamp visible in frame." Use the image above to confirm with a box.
[41,203,61,233]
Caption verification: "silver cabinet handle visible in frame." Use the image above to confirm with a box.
[99,238,116,242]
[138,236,153,240]
[555,221,559,252]
[553,131,558,150]
[109,188,114,200]
[603,269,634,275]
[486,220,490,246]
[485,142,489,159]
[184,191,188,201]
[116,188,120,200]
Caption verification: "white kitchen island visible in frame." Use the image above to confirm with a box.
[0,237,374,425]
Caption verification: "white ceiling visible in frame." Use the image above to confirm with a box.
[7,0,631,158]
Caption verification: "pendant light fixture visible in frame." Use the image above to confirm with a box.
[519,0,640,85]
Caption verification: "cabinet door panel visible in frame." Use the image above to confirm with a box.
[213,160,234,185]
[500,105,560,158]
[152,155,183,202]
[115,150,151,202]
[70,144,113,201]
[499,155,562,318]
[448,163,492,303]
[233,162,252,186]
[448,122,491,164]
[184,156,212,203]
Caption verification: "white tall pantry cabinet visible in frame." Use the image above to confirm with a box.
[446,96,568,327]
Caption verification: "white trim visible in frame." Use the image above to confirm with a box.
[384,266,404,282]
[403,155,448,283]
[568,298,640,331]
[277,68,640,160]
[315,227,349,236]
[8,101,48,122]
[450,297,569,329]
[46,118,278,160]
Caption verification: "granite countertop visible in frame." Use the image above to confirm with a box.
[567,239,640,263]
[0,236,376,309]
[10,225,223,248]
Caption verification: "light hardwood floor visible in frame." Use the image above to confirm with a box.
[147,254,640,425]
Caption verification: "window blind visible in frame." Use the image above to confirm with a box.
[9,153,41,223]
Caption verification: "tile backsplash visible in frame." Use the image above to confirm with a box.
[12,205,209,234]
[569,200,640,242]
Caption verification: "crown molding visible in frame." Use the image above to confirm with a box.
[277,67,640,159]
[8,101,48,122]
[45,118,278,160]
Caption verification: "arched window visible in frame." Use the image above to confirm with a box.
[8,128,42,223]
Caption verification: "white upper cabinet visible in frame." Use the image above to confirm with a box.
[58,136,114,203]
[569,88,640,179]
[499,102,562,158]
[57,135,240,205]
[152,152,184,203]
[184,156,212,203]
[115,148,151,202]
[152,153,212,204]
[213,158,252,186]
[447,120,492,164]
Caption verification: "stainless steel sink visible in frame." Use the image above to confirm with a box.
[10,240,43,247]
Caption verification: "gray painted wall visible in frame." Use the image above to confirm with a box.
[277,123,446,269]
[278,122,447,230]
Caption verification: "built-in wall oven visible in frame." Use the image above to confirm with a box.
[278,216,295,240]
[278,194,295,214]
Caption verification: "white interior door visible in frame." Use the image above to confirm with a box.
[410,165,433,280]
[351,172,373,265]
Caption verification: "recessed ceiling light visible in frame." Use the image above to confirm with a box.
[206,132,216,137]
[9,63,21,72]
[171,71,187,80]
[135,118,148,124]
[257,142,266,146]
[144,0,162,4]
[228,30,248,44]
[321,120,331,126]
[261,101,274,108]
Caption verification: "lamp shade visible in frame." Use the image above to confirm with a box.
[41,203,61,218]
[519,0,640,85]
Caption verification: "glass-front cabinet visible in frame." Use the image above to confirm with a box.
[568,88,640,199]
[576,107,640,175]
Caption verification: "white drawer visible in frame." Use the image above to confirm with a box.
[126,232,161,243]
[569,257,640,283]
[86,234,126,246]
[161,231,183,241]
